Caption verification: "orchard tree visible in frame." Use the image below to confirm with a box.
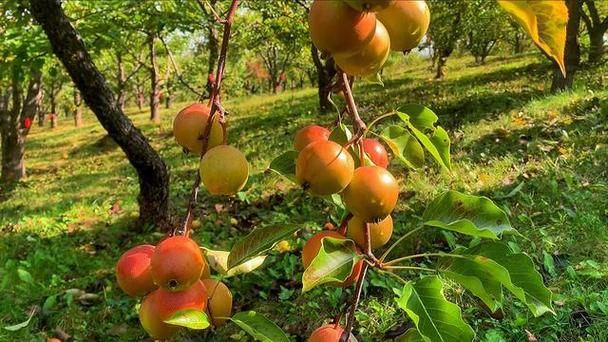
[42,61,68,128]
[428,0,469,78]
[465,0,506,64]
[242,1,310,94]
[0,1,46,184]
[580,0,608,64]
[30,0,170,226]
[506,20,529,54]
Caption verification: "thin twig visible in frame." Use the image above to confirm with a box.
[383,265,436,272]
[384,252,463,267]
[379,225,424,262]
[159,36,205,98]
[174,0,239,236]
[339,70,367,148]
[340,263,368,342]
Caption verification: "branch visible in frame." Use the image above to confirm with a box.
[159,36,205,98]
[339,70,367,148]
[175,0,239,237]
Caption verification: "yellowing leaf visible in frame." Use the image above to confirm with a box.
[498,0,568,76]
[203,248,266,277]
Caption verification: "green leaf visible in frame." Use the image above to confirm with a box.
[398,104,438,131]
[395,328,427,342]
[17,268,33,284]
[395,276,475,342]
[42,295,58,314]
[268,150,298,182]
[423,191,515,239]
[164,309,210,330]
[465,242,553,316]
[393,110,450,170]
[302,237,362,292]
[380,125,424,169]
[4,308,37,331]
[231,311,290,342]
[228,224,301,269]
[203,248,266,277]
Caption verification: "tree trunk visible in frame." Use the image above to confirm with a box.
[311,44,335,112]
[206,24,219,97]
[73,90,82,127]
[148,33,161,123]
[435,53,448,79]
[0,71,42,184]
[551,0,580,92]
[136,82,145,111]
[49,88,58,129]
[588,28,605,64]
[30,0,170,227]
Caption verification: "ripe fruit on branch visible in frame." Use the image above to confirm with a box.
[377,0,430,52]
[308,0,377,55]
[308,324,355,342]
[116,244,157,297]
[334,19,390,77]
[302,231,363,287]
[173,103,223,154]
[202,279,233,327]
[199,145,249,195]
[294,125,330,151]
[296,140,355,196]
[151,236,206,291]
[139,280,208,339]
[342,166,399,222]
[362,138,389,168]
[344,0,395,12]
[347,215,393,249]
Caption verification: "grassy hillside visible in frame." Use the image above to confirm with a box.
[1,53,607,341]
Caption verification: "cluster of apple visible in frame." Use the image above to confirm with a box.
[295,126,396,267]
[115,236,233,339]
[115,102,252,339]
[295,125,397,340]
[309,0,430,77]
[173,103,249,195]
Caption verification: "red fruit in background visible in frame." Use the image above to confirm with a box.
[139,280,208,339]
[302,231,363,287]
[342,166,399,222]
[294,125,330,151]
[296,140,355,196]
[151,236,206,291]
[115,244,157,297]
[307,324,355,342]
[23,117,32,129]
[362,138,389,168]
[308,0,377,55]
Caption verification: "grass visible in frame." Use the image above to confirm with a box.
[1,52,607,341]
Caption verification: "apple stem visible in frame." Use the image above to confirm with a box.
[174,0,239,237]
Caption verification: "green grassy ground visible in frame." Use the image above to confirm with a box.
[1,53,607,341]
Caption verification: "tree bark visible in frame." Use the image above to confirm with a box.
[30,0,170,227]
[73,90,82,127]
[311,44,335,112]
[148,33,161,123]
[588,28,605,64]
[435,52,449,79]
[0,70,42,184]
[551,0,581,92]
